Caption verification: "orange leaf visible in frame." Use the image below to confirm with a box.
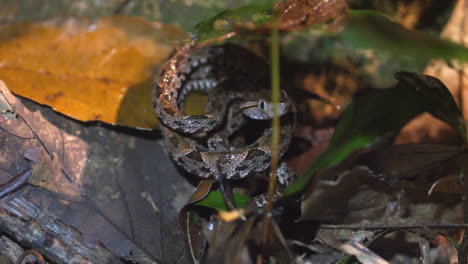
[0,16,187,129]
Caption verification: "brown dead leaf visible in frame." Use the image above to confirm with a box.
[206,215,293,264]
[0,16,187,129]
[360,144,463,185]
[300,144,465,225]
[178,180,217,263]
[0,81,87,197]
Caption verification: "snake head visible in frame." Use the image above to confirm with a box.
[240,90,291,120]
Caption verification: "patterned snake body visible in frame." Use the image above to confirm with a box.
[153,41,278,136]
[153,41,296,180]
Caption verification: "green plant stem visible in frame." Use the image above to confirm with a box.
[260,18,280,260]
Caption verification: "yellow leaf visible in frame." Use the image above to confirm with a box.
[0,16,187,129]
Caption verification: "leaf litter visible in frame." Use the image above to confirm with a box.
[0,80,195,263]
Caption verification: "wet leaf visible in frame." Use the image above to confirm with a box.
[285,72,465,196]
[0,16,187,129]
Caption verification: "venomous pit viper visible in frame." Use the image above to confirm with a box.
[153,41,296,185]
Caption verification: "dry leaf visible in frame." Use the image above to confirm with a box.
[206,215,293,264]
[300,144,465,224]
[0,81,87,197]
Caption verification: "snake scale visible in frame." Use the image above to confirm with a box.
[153,41,296,182]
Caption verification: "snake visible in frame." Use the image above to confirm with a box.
[153,41,288,136]
[153,41,297,181]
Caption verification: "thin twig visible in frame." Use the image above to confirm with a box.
[0,169,31,198]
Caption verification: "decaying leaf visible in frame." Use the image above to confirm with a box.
[360,144,464,185]
[179,179,257,263]
[0,81,86,197]
[205,214,293,264]
[0,16,187,129]
[300,144,465,225]
[0,82,124,262]
[179,180,217,264]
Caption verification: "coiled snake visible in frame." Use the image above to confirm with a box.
[153,41,296,184]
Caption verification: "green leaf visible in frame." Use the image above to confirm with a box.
[282,9,468,87]
[343,10,468,62]
[284,72,466,196]
[158,0,257,32]
[193,191,249,211]
[195,3,275,41]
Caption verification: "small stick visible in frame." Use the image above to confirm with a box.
[0,169,32,198]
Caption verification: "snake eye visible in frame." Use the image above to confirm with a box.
[258,100,267,111]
